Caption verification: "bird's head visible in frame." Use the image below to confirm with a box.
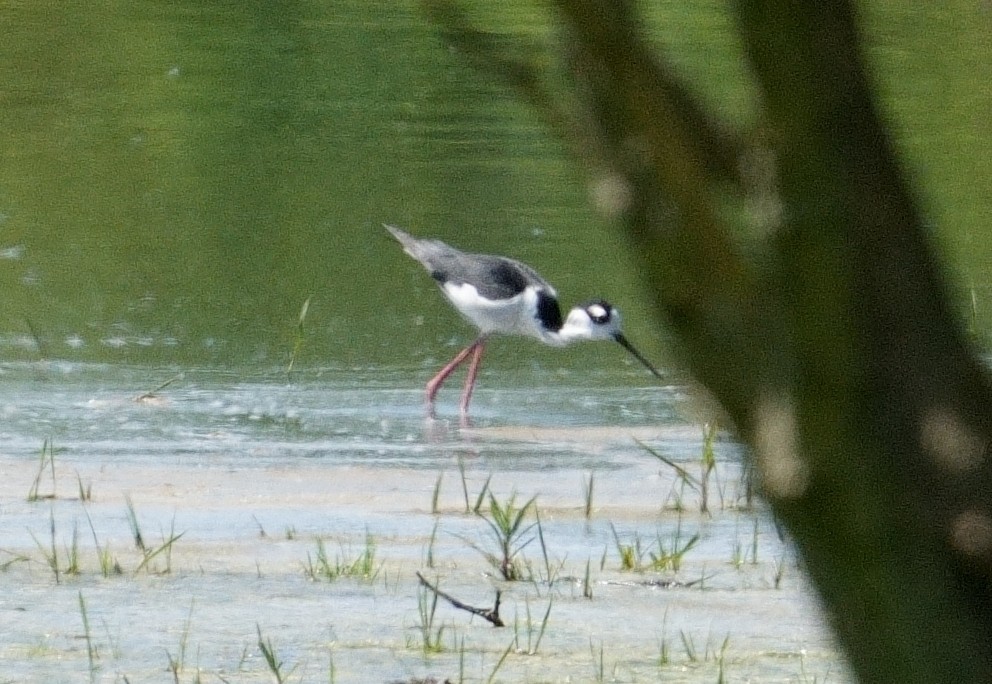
[561,300,623,341]
[559,299,663,378]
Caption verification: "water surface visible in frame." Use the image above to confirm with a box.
[0,362,849,682]
[1,1,990,365]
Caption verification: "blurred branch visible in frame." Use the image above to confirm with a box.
[422,0,992,681]
[732,2,992,680]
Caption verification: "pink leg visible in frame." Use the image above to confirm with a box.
[425,338,484,410]
[459,339,486,416]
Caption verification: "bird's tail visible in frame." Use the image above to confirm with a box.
[383,223,420,255]
[383,224,451,267]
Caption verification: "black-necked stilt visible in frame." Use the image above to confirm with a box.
[385,224,662,416]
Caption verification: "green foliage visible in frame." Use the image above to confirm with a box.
[413,583,446,654]
[304,531,381,582]
[79,592,98,684]
[256,624,296,684]
[27,438,56,502]
[475,492,537,581]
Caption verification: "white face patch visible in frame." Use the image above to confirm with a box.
[587,303,608,321]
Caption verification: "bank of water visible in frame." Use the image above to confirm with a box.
[0,363,848,682]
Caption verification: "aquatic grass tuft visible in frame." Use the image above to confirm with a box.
[351,531,380,579]
[774,551,788,589]
[610,523,643,571]
[286,296,311,374]
[472,475,492,514]
[699,423,719,513]
[134,516,185,575]
[486,639,515,684]
[797,651,833,683]
[533,507,564,588]
[730,535,745,569]
[457,456,470,512]
[658,608,671,666]
[304,531,381,582]
[736,459,757,510]
[424,520,439,570]
[583,558,594,599]
[120,498,184,575]
[413,581,446,654]
[751,517,760,565]
[166,601,197,683]
[514,596,553,655]
[64,520,81,576]
[28,505,61,583]
[256,624,297,684]
[0,549,30,572]
[76,471,92,502]
[649,531,699,573]
[679,630,698,662]
[474,492,537,581]
[304,539,332,580]
[27,438,57,502]
[649,513,699,572]
[730,515,761,569]
[582,471,595,519]
[23,316,49,358]
[661,629,730,670]
[590,639,606,683]
[124,495,145,552]
[431,472,443,514]
[715,634,731,683]
[79,591,99,684]
[82,503,121,577]
[28,510,79,576]
[327,647,336,684]
[612,519,698,573]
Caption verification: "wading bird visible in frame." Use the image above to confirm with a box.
[385,224,662,417]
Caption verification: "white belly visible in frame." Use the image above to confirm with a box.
[441,282,548,340]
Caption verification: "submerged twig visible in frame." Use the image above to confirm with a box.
[134,373,183,402]
[415,571,504,627]
[637,439,701,491]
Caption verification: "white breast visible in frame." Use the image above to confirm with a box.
[441,282,549,340]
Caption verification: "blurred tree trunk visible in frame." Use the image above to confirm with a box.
[423,0,992,681]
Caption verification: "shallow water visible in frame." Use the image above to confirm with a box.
[0,362,850,683]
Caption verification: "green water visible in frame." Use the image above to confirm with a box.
[1,1,988,369]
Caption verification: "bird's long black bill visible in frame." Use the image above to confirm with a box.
[614,333,663,379]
